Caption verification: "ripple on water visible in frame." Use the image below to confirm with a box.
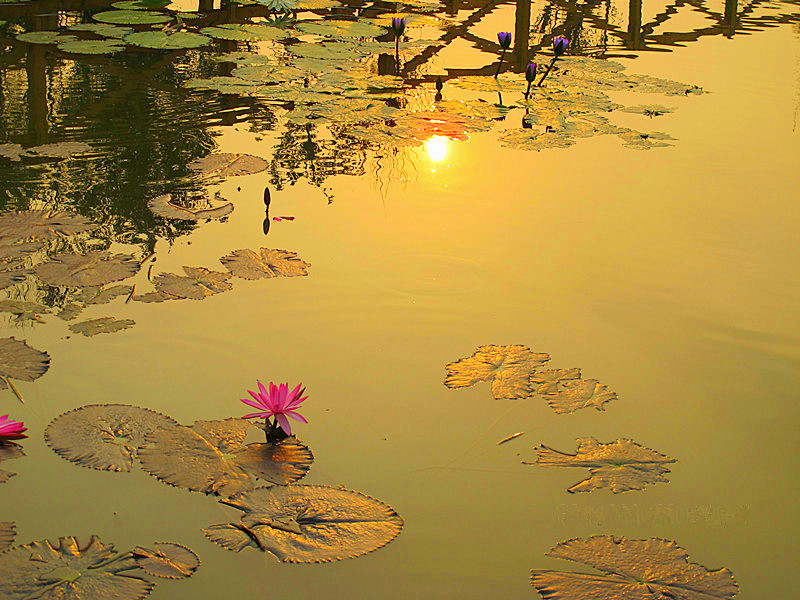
[368,252,491,297]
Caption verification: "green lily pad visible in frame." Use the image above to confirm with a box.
[204,485,403,562]
[112,0,172,9]
[124,30,211,49]
[0,337,50,390]
[34,251,140,287]
[69,316,136,336]
[220,248,311,280]
[15,31,76,45]
[230,64,306,84]
[444,345,550,400]
[0,210,94,242]
[200,23,288,41]
[67,23,134,37]
[58,39,126,54]
[132,543,200,579]
[0,522,14,550]
[295,19,385,39]
[93,10,172,25]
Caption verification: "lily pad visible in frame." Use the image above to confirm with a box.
[69,317,136,336]
[0,300,49,322]
[76,284,134,305]
[45,404,180,471]
[220,248,311,280]
[151,266,232,300]
[57,303,84,321]
[0,241,43,268]
[58,39,127,54]
[541,378,617,413]
[0,337,50,390]
[203,485,403,562]
[0,443,24,483]
[34,251,140,287]
[112,0,171,8]
[444,345,550,399]
[124,30,211,49]
[132,543,200,579]
[0,522,15,550]
[531,535,738,600]
[138,418,313,496]
[188,153,269,177]
[530,368,581,395]
[0,210,94,242]
[25,142,93,159]
[15,31,75,45]
[0,536,153,600]
[148,193,233,221]
[295,19,386,39]
[67,23,134,37]
[200,23,288,42]
[617,130,676,150]
[533,437,676,493]
[0,271,29,290]
[93,10,172,25]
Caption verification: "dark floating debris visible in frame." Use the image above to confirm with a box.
[531,437,676,493]
[531,536,738,600]
[220,248,311,280]
[203,485,403,563]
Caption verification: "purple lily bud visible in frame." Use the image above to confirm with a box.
[497,31,512,50]
[553,36,570,57]
[525,62,537,82]
[391,17,407,38]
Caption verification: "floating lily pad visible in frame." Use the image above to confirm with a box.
[34,251,140,287]
[58,39,126,54]
[444,345,550,399]
[112,0,171,8]
[0,536,153,600]
[45,404,180,471]
[0,300,49,322]
[93,10,172,24]
[220,248,311,280]
[258,0,295,11]
[0,443,24,483]
[531,535,738,600]
[620,104,675,117]
[133,543,200,579]
[19,142,93,159]
[530,368,581,395]
[541,378,617,413]
[151,266,232,300]
[0,210,94,242]
[131,290,179,303]
[0,270,29,290]
[200,23,288,41]
[0,241,43,268]
[76,284,134,305]
[148,193,233,221]
[0,144,25,161]
[230,64,306,84]
[204,485,403,562]
[295,19,386,39]
[139,419,313,496]
[0,522,15,550]
[533,437,676,493]
[67,23,134,37]
[69,317,136,336]
[188,153,269,177]
[295,0,341,8]
[15,31,75,45]
[57,303,83,321]
[124,30,211,49]
[617,129,676,150]
[0,337,50,390]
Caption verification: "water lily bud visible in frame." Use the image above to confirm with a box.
[435,76,443,92]
[391,17,407,38]
[525,63,537,82]
[497,31,512,50]
[553,36,569,57]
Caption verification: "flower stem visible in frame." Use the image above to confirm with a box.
[494,48,507,78]
[537,56,558,87]
[525,80,532,100]
[395,39,400,76]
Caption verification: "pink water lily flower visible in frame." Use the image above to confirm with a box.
[0,415,27,442]
[240,381,308,435]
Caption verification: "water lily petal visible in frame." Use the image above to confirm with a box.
[285,411,308,424]
[274,413,292,435]
[242,410,273,419]
[240,397,266,410]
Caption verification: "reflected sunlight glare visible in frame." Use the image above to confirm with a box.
[425,135,449,163]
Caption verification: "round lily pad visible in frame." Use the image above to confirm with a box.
[34,250,140,287]
[58,39,126,54]
[68,317,136,336]
[295,19,386,39]
[220,248,310,279]
[132,542,200,579]
[15,31,76,45]
[67,23,134,37]
[151,266,232,300]
[124,30,211,49]
[112,0,172,8]
[148,193,233,220]
[93,10,172,25]
[45,404,180,472]
[0,337,50,389]
[188,153,269,177]
[0,210,95,242]
[200,23,287,42]
[204,485,403,562]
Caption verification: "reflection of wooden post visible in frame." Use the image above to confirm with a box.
[627,0,643,50]
[198,0,213,11]
[513,0,531,70]
[723,0,737,38]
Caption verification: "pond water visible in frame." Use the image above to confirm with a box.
[0,0,798,598]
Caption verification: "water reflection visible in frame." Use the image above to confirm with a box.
[424,135,448,163]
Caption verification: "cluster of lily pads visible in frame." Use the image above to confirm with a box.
[444,344,737,598]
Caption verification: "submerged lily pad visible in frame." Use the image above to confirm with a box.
[139,419,313,496]
[541,378,617,413]
[204,485,403,562]
[124,30,211,49]
[531,536,738,600]
[533,437,676,493]
[220,248,311,280]
[0,522,15,549]
[151,266,232,300]
[93,10,172,24]
[34,251,140,287]
[200,23,287,42]
[58,39,126,54]
[444,345,550,399]
[295,19,386,39]
[0,337,50,390]
[148,193,233,221]
[0,210,94,242]
[45,404,179,471]
[188,153,269,177]
[69,317,136,336]
[133,543,200,579]
[0,443,24,483]
[0,536,153,600]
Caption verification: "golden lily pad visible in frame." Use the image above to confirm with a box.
[148,193,234,221]
[151,267,232,300]
[0,443,24,483]
[0,210,94,242]
[56,303,83,321]
[0,300,48,322]
[45,404,180,472]
[34,251,140,287]
[0,522,14,550]
[76,284,134,305]
[132,543,200,579]
[220,248,311,280]
[533,437,676,493]
[541,379,617,414]
[188,153,269,178]
[0,536,152,600]
[531,536,738,600]
[139,419,313,496]
[0,270,28,290]
[530,368,581,395]
[0,337,50,390]
[203,485,403,562]
[68,317,136,336]
[0,241,43,268]
[444,345,550,399]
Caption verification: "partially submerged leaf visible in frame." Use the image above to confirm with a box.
[220,248,311,280]
[34,251,140,287]
[69,317,136,336]
[45,404,179,471]
[188,153,269,177]
[204,485,403,562]
[148,193,234,221]
[133,542,200,579]
[0,337,50,390]
[139,419,313,496]
[151,266,232,300]
[542,379,617,414]
[444,345,550,399]
[533,437,676,493]
[0,210,94,242]
[0,522,15,550]
[531,535,738,600]
[0,536,153,600]
[0,443,24,484]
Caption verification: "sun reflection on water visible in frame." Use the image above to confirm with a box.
[424,135,449,163]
